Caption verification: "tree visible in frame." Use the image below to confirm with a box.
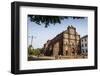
[28,45,33,55]
[28,15,84,27]
[33,48,41,56]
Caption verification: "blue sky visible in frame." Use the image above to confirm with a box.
[27,16,88,49]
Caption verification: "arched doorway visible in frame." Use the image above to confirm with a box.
[66,51,68,55]
[72,48,75,55]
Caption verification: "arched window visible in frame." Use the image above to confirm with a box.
[72,43,74,46]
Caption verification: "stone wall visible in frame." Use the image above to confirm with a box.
[43,25,81,56]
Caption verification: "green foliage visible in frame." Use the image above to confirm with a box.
[33,48,40,56]
[28,45,33,55]
[28,46,41,56]
[28,15,84,27]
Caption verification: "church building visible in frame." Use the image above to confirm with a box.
[43,25,81,56]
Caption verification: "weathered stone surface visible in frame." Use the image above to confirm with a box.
[43,25,81,57]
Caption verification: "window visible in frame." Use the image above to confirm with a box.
[72,43,74,46]
[82,39,83,42]
[85,43,87,47]
[82,49,84,53]
[66,42,67,45]
[85,39,87,41]
[82,44,84,47]
[86,49,87,53]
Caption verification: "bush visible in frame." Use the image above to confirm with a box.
[28,47,41,56]
[33,49,40,56]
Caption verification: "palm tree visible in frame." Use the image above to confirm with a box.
[28,15,84,27]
